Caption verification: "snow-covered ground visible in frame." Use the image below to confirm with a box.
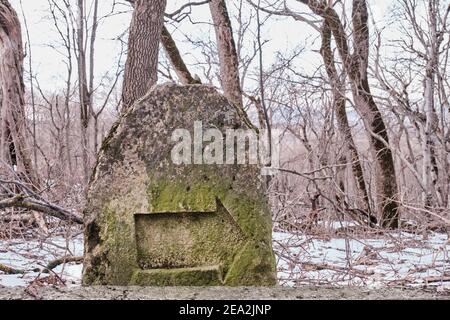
[1,228,449,289]
[0,234,83,287]
[275,230,450,289]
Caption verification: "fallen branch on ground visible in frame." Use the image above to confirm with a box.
[43,255,83,273]
[425,276,450,284]
[299,261,375,277]
[0,213,33,224]
[0,195,82,224]
[0,166,83,225]
[0,263,25,275]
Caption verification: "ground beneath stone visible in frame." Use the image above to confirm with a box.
[0,285,449,300]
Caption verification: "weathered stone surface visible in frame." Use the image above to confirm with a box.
[82,83,276,286]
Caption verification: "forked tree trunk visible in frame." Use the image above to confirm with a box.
[122,0,167,111]
[300,0,399,228]
[320,21,372,216]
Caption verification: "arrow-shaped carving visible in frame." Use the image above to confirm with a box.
[134,198,247,276]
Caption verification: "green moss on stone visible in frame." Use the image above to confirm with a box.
[224,241,276,286]
[147,176,217,212]
[130,266,223,286]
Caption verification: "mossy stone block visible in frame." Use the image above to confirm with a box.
[82,84,276,286]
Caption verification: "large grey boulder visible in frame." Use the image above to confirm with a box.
[82,84,276,286]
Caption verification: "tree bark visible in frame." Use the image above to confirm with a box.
[421,0,441,208]
[121,0,167,111]
[350,0,398,228]
[209,0,243,109]
[320,21,372,216]
[0,0,35,183]
[76,0,91,184]
[161,26,201,85]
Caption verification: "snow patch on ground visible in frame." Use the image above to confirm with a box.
[0,235,83,287]
[274,230,450,288]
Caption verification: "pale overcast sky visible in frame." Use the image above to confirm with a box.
[10,0,394,94]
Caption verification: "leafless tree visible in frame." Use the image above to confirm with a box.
[372,0,450,215]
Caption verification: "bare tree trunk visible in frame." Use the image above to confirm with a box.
[64,94,73,179]
[121,0,167,111]
[320,21,372,216]
[0,0,35,182]
[93,115,99,156]
[421,0,442,208]
[209,0,243,109]
[300,0,400,228]
[76,0,91,184]
[19,0,37,169]
[350,0,398,228]
[0,0,47,232]
[161,26,201,85]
